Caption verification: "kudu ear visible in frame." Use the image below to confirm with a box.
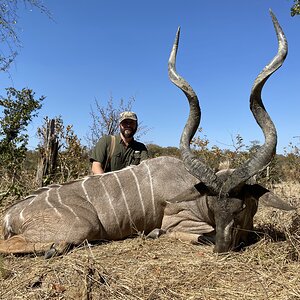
[247,184,296,211]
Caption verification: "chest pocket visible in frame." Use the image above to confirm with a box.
[113,150,123,164]
[131,151,141,165]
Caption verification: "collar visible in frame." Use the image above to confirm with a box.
[117,134,135,146]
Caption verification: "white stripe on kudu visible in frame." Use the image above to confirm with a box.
[113,173,135,228]
[19,208,25,222]
[53,207,63,218]
[144,162,156,219]
[99,179,123,237]
[129,168,147,231]
[28,196,36,206]
[82,178,92,203]
[45,189,53,208]
[56,186,80,220]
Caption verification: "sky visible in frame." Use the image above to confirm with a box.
[0,0,299,154]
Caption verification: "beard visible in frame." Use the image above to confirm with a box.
[120,126,137,139]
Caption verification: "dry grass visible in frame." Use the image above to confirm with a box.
[0,183,300,300]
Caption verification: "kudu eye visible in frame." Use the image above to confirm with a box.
[240,203,247,212]
[233,202,246,216]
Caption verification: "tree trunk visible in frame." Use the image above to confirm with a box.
[36,119,59,186]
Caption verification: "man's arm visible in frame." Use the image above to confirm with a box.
[91,161,104,175]
[140,146,149,162]
[90,135,109,174]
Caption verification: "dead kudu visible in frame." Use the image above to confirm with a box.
[0,11,294,257]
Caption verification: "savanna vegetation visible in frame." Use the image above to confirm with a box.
[291,0,300,16]
[1,89,300,201]
[0,0,50,72]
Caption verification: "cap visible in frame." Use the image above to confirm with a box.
[119,111,138,123]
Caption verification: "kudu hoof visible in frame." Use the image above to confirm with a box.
[146,229,166,239]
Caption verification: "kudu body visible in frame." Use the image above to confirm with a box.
[0,11,293,256]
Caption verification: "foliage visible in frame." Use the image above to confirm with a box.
[191,130,249,170]
[291,0,300,16]
[37,116,89,185]
[87,95,149,148]
[131,131,300,185]
[58,122,90,181]
[36,117,59,186]
[88,95,134,146]
[0,0,50,71]
[282,142,300,181]
[147,144,180,158]
[0,87,44,197]
[189,130,287,186]
[1,93,300,198]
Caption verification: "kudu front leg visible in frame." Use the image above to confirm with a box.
[147,228,215,245]
[167,231,215,245]
[0,235,69,257]
[146,228,166,239]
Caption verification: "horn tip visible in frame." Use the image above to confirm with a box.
[176,26,181,39]
[269,8,277,23]
[172,26,181,48]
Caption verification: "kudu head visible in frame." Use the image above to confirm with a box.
[168,10,288,253]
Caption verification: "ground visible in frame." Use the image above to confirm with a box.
[0,182,299,300]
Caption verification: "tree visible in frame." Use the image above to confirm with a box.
[0,87,44,197]
[36,117,59,186]
[37,116,89,185]
[291,0,300,16]
[0,0,50,71]
[147,144,180,158]
[282,142,300,182]
[87,95,149,148]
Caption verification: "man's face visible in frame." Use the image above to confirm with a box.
[120,119,137,138]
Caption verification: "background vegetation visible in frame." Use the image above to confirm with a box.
[0,87,300,202]
[291,0,300,16]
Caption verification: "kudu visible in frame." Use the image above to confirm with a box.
[0,11,294,257]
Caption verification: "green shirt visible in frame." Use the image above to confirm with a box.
[90,134,148,172]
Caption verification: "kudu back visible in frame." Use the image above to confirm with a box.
[0,10,294,257]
